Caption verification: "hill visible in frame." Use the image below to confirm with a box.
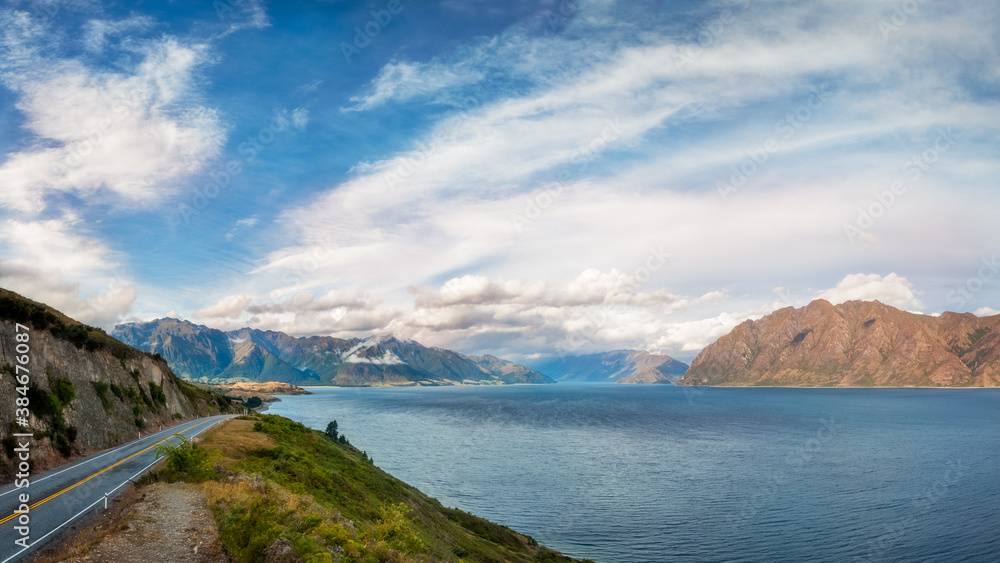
[112,318,554,386]
[532,350,689,384]
[677,299,1000,387]
[0,288,239,480]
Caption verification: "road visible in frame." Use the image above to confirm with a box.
[0,415,234,562]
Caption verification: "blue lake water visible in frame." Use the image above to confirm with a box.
[267,384,1000,562]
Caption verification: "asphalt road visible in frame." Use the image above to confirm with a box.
[0,415,234,562]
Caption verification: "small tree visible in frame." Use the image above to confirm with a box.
[325,420,339,441]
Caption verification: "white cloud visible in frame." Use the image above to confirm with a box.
[191,290,394,335]
[82,16,154,52]
[344,60,481,112]
[234,0,1000,357]
[258,0,997,319]
[0,217,136,327]
[816,273,923,310]
[974,307,999,317]
[0,24,225,213]
[214,0,270,35]
[291,107,309,129]
[186,269,738,358]
[226,216,260,241]
[194,294,255,319]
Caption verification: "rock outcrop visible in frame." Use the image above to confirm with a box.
[677,299,1000,387]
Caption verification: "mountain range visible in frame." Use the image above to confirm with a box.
[112,318,554,386]
[677,299,1000,387]
[530,350,689,384]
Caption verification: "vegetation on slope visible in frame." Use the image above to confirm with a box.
[153,414,591,563]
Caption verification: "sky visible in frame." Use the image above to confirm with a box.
[0,0,998,363]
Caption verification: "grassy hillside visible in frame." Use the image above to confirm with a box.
[162,414,591,563]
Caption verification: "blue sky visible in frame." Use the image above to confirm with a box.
[1,0,998,362]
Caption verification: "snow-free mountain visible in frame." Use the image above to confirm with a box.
[530,350,689,384]
[112,318,554,386]
[678,299,1000,387]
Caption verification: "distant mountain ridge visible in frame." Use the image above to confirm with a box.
[531,350,689,384]
[678,299,1000,387]
[112,318,554,386]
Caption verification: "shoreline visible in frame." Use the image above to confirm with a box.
[677,384,1000,389]
[299,382,1000,390]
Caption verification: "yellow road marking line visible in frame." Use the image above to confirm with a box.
[0,418,215,526]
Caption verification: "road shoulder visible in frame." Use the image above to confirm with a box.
[34,482,227,563]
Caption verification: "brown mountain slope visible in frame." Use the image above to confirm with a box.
[677,299,1000,387]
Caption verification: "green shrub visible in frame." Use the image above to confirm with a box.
[154,434,213,481]
[26,385,60,418]
[361,502,424,554]
[52,378,75,406]
[139,386,154,409]
[25,382,76,457]
[125,386,140,403]
[149,382,167,406]
[92,381,113,412]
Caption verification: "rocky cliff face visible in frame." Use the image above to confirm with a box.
[531,350,689,384]
[113,319,555,386]
[0,289,238,479]
[677,299,1000,387]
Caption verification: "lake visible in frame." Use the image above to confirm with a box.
[267,384,1000,562]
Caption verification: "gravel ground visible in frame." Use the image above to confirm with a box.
[52,483,228,563]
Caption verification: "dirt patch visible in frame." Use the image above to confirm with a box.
[40,483,228,563]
